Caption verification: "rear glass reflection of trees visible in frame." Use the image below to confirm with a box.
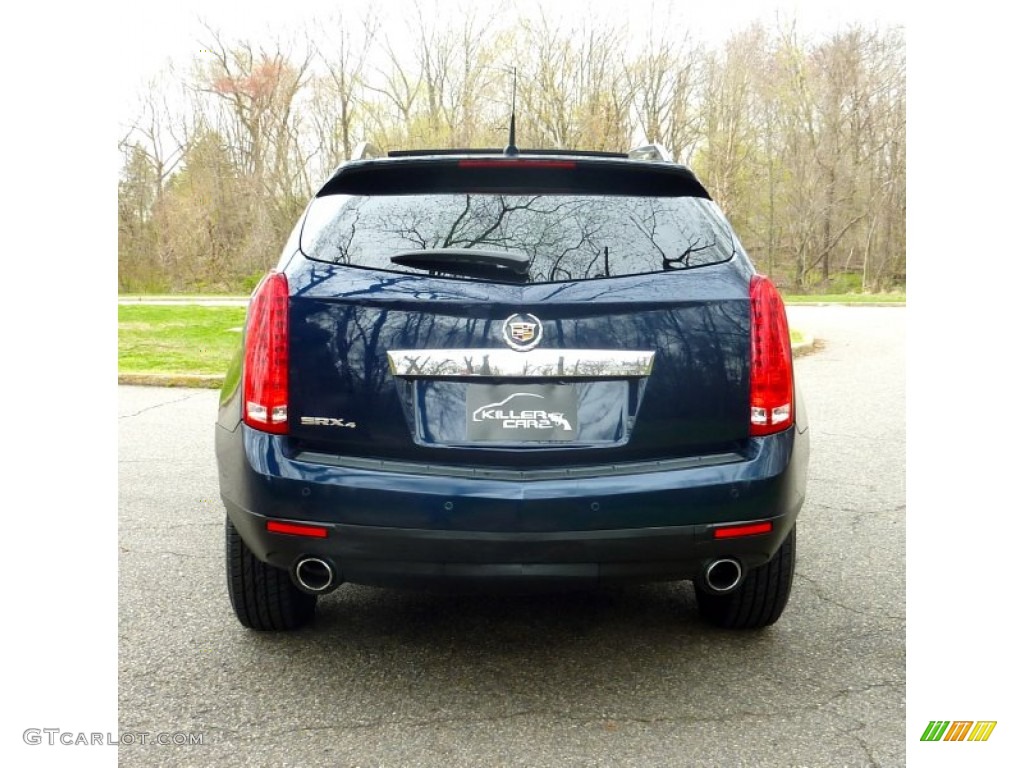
[302,194,736,283]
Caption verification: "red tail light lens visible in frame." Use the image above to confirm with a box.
[749,275,793,436]
[243,272,289,434]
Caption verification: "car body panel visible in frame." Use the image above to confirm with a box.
[215,150,809,593]
[216,419,807,588]
[282,257,753,466]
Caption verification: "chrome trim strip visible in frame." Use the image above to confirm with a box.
[387,349,655,378]
[294,450,743,480]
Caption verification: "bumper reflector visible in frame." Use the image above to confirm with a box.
[713,521,773,539]
[266,520,329,538]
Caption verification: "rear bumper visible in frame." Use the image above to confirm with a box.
[216,424,808,589]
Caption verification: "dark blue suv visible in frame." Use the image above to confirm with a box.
[215,145,809,631]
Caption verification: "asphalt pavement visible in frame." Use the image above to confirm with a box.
[118,305,906,767]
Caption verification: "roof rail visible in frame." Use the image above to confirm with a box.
[387,148,628,159]
[628,143,673,163]
[351,141,382,160]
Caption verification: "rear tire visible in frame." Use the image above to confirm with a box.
[695,525,796,630]
[225,516,317,631]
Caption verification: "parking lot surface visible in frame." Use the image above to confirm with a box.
[118,305,905,767]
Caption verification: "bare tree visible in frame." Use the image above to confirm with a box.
[311,7,380,179]
[117,10,905,295]
[515,13,632,150]
[627,32,703,162]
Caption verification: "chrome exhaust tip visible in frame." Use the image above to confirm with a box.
[294,557,336,594]
[702,558,743,594]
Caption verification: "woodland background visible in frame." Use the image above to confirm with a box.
[117,5,905,294]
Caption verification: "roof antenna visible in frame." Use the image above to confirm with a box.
[504,67,519,157]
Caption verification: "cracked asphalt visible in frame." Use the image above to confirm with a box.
[118,305,905,767]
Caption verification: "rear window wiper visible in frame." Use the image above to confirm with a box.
[390,248,530,281]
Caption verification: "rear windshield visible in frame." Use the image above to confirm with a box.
[299,193,736,283]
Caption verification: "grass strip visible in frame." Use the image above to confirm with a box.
[118,305,246,375]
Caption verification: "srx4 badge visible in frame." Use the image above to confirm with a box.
[300,416,357,428]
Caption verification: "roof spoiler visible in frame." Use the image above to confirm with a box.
[386,148,628,159]
[348,143,672,163]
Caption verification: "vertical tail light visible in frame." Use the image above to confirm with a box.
[749,274,793,436]
[243,272,289,434]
